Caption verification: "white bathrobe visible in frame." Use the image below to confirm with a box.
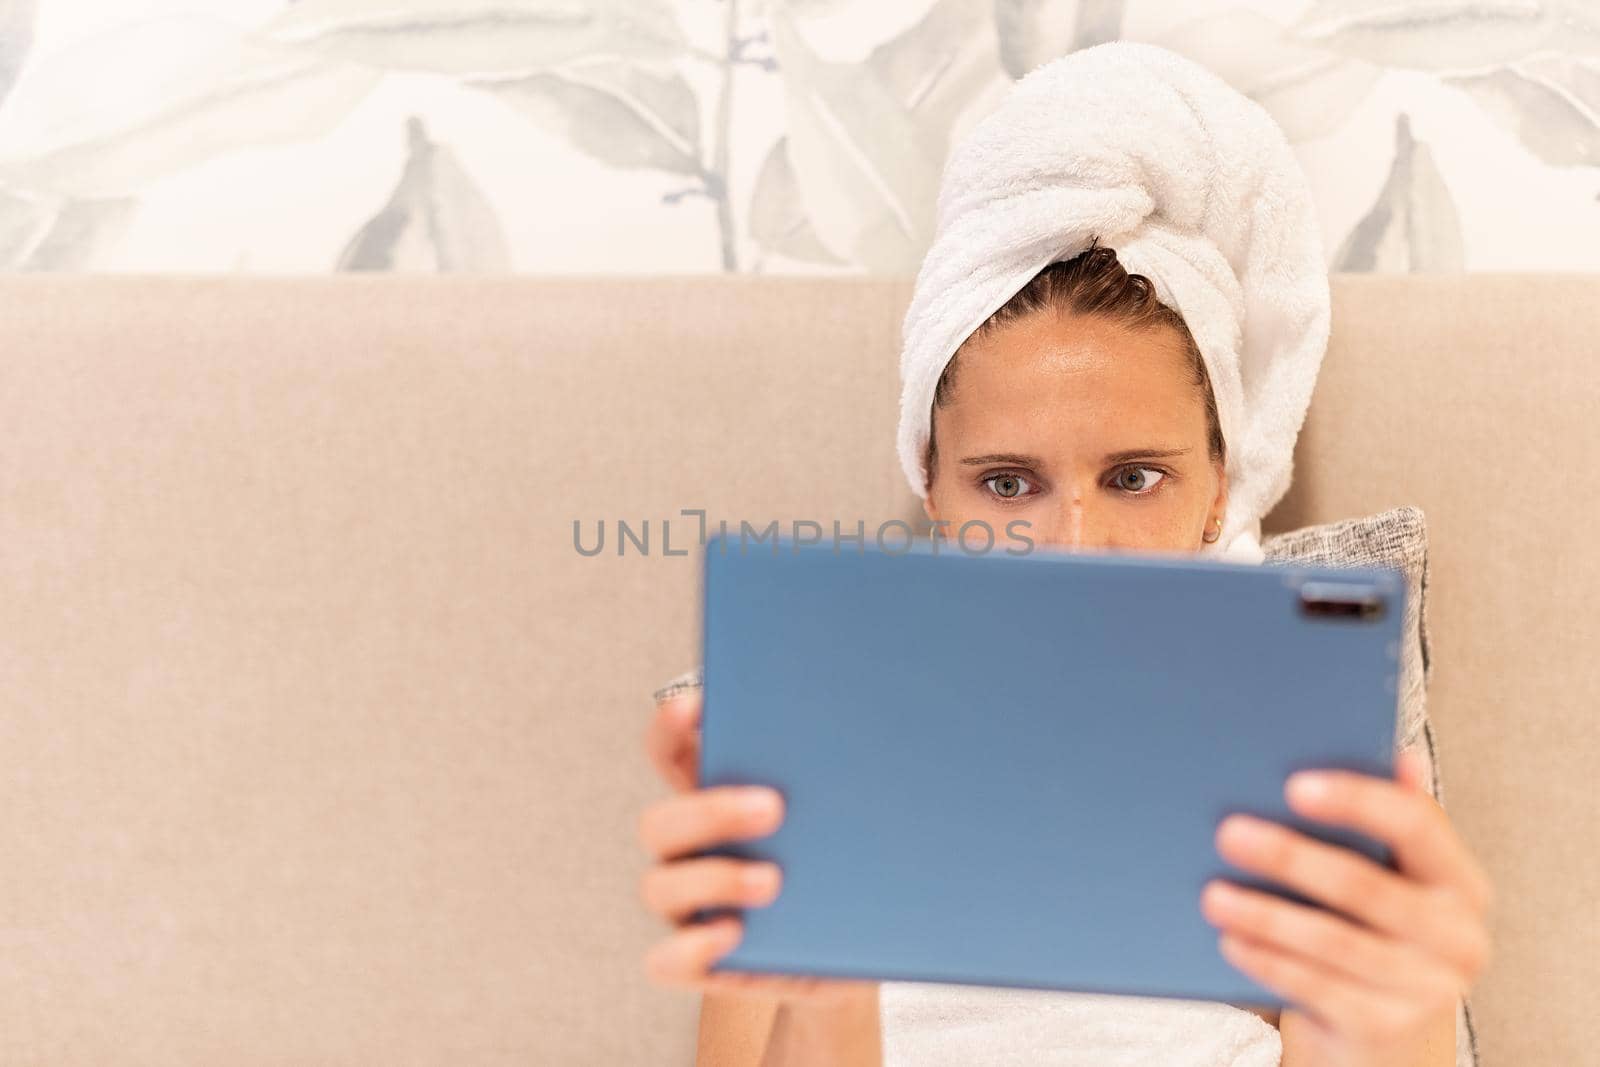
[880,981,1282,1066]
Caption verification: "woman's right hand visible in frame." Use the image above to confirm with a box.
[637,688,878,1008]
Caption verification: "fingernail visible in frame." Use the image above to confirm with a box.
[741,788,781,818]
[743,862,781,896]
[1288,772,1331,804]
[1219,814,1266,845]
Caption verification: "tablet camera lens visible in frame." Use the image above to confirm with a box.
[1297,582,1386,622]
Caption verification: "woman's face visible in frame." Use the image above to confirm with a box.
[923,310,1227,555]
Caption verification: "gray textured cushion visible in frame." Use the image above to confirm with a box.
[651,664,704,707]
[1261,506,1441,801]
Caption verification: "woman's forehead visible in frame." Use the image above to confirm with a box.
[944,314,1202,426]
[962,311,1187,376]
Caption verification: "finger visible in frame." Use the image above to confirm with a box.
[1282,767,1492,913]
[638,785,785,861]
[668,731,701,793]
[1394,747,1427,796]
[645,695,701,792]
[1215,815,1486,974]
[641,857,783,922]
[645,718,699,794]
[1200,878,1460,994]
[1217,928,1460,1045]
[643,916,743,989]
[661,690,701,730]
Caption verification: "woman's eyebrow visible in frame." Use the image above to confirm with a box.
[1103,447,1191,463]
[960,448,1192,467]
[960,452,1042,466]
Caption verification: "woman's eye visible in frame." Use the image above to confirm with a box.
[1113,467,1167,494]
[982,472,1035,500]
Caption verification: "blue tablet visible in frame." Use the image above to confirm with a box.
[694,532,1404,1009]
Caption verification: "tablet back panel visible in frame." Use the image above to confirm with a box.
[697,535,1405,1008]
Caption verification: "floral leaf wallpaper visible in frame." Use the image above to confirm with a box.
[749,134,845,266]
[0,0,1595,273]
[995,0,1124,78]
[1446,56,1600,168]
[481,58,704,177]
[1155,9,1381,142]
[0,0,34,107]
[260,0,691,74]
[0,16,379,198]
[1334,112,1464,271]
[1292,1,1600,71]
[339,114,511,270]
[769,6,945,273]
[873,0,1006,160]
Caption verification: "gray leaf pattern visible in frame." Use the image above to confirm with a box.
[0,188,137,270]
[995,0,1124,80]
[768,8,946,272]
[1334,113,1465,273]
[871,0,1007,156]
[0,0,37,109]
[1294,0,1600,71]
[748,135,845,266]
[338,116,511,272]
[0,186,49,265]
[477,58,702,175]
[0,16,380,198]
[17,195,136,270]
[1446,56,1600,167]
[0,1,1593,274]
[261,0,688,75]
[1072,0,1126,53]
[1157,9,1380,142]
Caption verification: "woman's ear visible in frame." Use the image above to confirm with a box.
[1210,460,1228,525]
[922,489,948,542]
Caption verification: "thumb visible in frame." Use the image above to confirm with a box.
[663,691,702,732]
[1394,746,1427,795]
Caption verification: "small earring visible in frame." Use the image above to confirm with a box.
[1202,516,1222,544]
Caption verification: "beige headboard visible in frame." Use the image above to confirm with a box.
[0,274,1593,1065]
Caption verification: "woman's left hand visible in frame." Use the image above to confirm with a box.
[1199,748,1495,1067]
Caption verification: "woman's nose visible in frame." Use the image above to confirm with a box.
[1032,499,1112,552]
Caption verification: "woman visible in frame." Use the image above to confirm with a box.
[637,43,1493,1067]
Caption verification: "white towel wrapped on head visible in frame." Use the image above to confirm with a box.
[895,41,1331,564]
